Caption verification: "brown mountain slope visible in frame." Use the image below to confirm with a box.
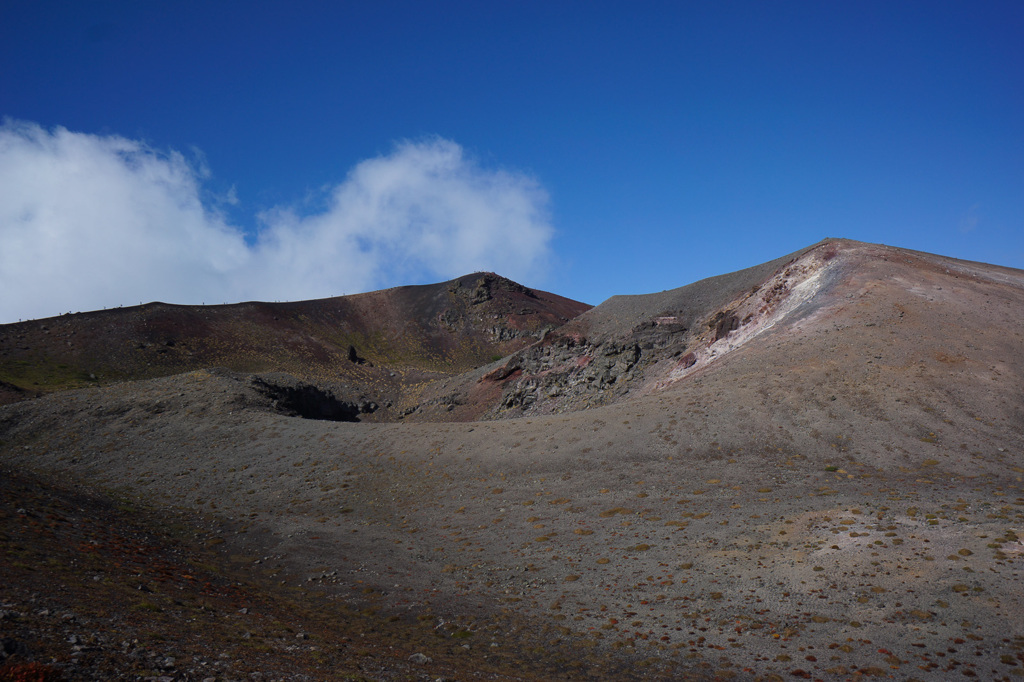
[3,238,1024,680]
[438,239,1024,424]
[0,272,590,414]
[405,241,828,421]
[0,466,640,681]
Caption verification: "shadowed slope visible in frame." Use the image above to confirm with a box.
[0,272,590,411]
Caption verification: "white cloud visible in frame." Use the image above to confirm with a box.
[0,122,553,322]
[958,203,980,234]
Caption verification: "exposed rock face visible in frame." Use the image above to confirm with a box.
[486,335,643,412]
[709,310,740,341]
[467,241,843,418]
[438,274,552,345]
[250,375,377,422]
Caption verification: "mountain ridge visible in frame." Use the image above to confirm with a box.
[0,271,590,412]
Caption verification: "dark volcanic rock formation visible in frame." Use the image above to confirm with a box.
[251,375,376,422]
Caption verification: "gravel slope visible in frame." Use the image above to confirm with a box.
[3,239,1024,681]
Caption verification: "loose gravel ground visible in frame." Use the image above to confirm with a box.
[3,241,1023,680]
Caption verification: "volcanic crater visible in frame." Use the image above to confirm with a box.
[2,238,1023,681]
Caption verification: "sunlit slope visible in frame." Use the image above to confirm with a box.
[0,272,590,405]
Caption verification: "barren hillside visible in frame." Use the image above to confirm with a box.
[0,272,590,417]
[3,239,1023,681]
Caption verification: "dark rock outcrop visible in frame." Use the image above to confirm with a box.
[485,334,644,413]
[251,376,376,422]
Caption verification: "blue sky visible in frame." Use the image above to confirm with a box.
[1,1,1022,322]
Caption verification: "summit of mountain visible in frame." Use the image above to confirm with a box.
[414,238,1023,422]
